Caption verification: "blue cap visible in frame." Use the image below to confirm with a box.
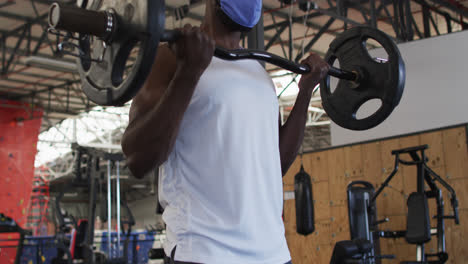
[219,0,263,28]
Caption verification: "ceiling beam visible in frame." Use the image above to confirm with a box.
[0,10,45,22]
[427,0,468,19]
[263,4,341,37]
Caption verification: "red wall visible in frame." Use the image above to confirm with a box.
[0,100,42,263]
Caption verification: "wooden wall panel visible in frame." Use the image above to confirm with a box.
[313,181,331,222]
[284,199,296,235]
[447,178,468,210]
[313,245,334,264]
[361,142,383,186]
[283,125,468,263]
[399,134,421,149]
[343,145,363,179]
[287,233,309,262]
[375,186,407,216]
[380,138,401,178]
[327,148,348,207]
[306,151,329,182]
[312,222,332,247]
[329,205,350,244]
[443,127,468,180]
[420,131,445,168]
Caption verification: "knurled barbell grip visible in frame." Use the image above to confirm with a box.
[49,3,113,41]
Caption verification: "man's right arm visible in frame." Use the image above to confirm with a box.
[121,25,215,179]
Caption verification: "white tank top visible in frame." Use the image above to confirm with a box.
[159,57,291,264]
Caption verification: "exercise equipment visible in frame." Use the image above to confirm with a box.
[321,27,405,130]
[346,145,459,264]
[347,181,387,264]
[52,144,135,264]
[147,248,165,260]
[47,1,405,130]
[0,213,32,264]
[329,239,373,264]
[294,165,315,236]
[405,192,431,244]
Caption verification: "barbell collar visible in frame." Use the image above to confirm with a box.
[49,3,116,42]
[328,66,359,82]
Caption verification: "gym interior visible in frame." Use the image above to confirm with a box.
[0,0,467,263]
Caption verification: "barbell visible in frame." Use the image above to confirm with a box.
[47,0,405,131]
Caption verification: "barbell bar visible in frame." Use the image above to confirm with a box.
[47,1,405,131]
[49,3,359,81]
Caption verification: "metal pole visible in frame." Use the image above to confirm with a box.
[417,245,425,262]
[422,5,431,38]
[86,157,98,263]
[72,118,77,143]
[116,161,121,258]
[107,160,112,259]
[404,0,414,40]
[369,0,377,28]
[393,0,401,40]
[436,190,446,253]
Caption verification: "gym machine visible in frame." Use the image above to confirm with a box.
[52,144,135,264]
[0,213,32,264]
[345,145,459,264]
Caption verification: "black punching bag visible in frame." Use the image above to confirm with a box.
[294,165,315,235]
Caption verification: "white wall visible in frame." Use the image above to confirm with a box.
[331,30,468,146]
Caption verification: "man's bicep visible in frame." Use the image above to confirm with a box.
[129,45,177,121]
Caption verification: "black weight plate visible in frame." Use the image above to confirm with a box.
[79,0,165,106]
[320,26,405,130]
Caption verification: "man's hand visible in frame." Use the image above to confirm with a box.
[172,24,216,78]
[298,52,330,92]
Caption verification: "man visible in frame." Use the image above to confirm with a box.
[121,0,329,263]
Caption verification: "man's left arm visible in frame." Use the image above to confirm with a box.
[278,53,329,176]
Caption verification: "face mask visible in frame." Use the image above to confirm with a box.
[219,0,263,28]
